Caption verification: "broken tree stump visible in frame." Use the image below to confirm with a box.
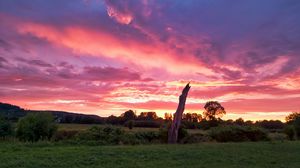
[168,83,191,144]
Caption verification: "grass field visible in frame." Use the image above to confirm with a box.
[0,141,299,168]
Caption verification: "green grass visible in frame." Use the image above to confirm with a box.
[0,141,299,168]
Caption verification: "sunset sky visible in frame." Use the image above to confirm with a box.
[0,0,300,121]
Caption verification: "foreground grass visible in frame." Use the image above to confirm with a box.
[0,141,299,168]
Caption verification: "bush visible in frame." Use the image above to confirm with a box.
[209,125,269,142]
[52,130,79,141]
[121,133,142,145]
[125,120,134,129]
[158,126,189,143]
[283,114,300,140]
[158,128,168,143]
[16,113,57,142]
[0,117,13,139]
[181,121,196,129]
[180,133,212,144]
[197,120,220,130]
[178,127,189,141]
[76,126,125,145]
[125,120,161,128]
[294,117,300,138]
[268,133,288,141]
[284,125,296,140]
[76,126,166,145]
[134,131,160,143]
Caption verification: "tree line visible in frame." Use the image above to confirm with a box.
[1,100,300,142]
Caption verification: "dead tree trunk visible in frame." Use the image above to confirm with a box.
[168,83,191,144]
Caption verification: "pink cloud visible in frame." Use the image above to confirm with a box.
[1,1,300,121]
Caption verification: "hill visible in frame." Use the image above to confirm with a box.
[0,102,105,124]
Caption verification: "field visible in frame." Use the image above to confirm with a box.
[0,141,299,168]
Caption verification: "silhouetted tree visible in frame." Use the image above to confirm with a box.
[285,112,300,138]
[182,113,202,122]
[203,101,226,121]
[286,112,300,123]
[106,115,121,125]
[235,118,245,125]
[245,120,253,126]
[164,113,172,121]
[121,110,136,121]
[225,119,234,125]
[191,113,202,122]
[255,120,284,130]
[138,112,158,121]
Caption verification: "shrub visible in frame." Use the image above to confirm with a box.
[197,120,220,130]
[181,121,199,129]
[294,117,300,138]
[76,126,125,145]
[180,133,212,144]
[284,113,300,140]
[158,128,168,143]
[128,120,161,128]
[121,133,142,145]
[209,125,269,142]
[158,126,189,143]
[126,120,134,129]
[284,125,296,140]
[134,131,160,143]
[0,117,13,139]
[16,113,57,142]
[268,133,288,141]
[52,130,79,141]
[178,127,189,141]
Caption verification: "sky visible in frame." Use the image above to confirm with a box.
[0,0,300,121]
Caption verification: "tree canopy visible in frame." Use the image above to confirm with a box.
[285,112,300,123]
[203,101,226,121]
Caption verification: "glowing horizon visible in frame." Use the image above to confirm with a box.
[0,0,300,121]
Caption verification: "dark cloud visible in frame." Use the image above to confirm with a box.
[82,66,141,81]
[14,57,53,67]
[28,59,53,67]
[0,57,144,89]
[0,38,13,51]
[0,56,8,68]
[0,57,7,63]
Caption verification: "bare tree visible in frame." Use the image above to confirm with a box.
[168,83,191,144]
